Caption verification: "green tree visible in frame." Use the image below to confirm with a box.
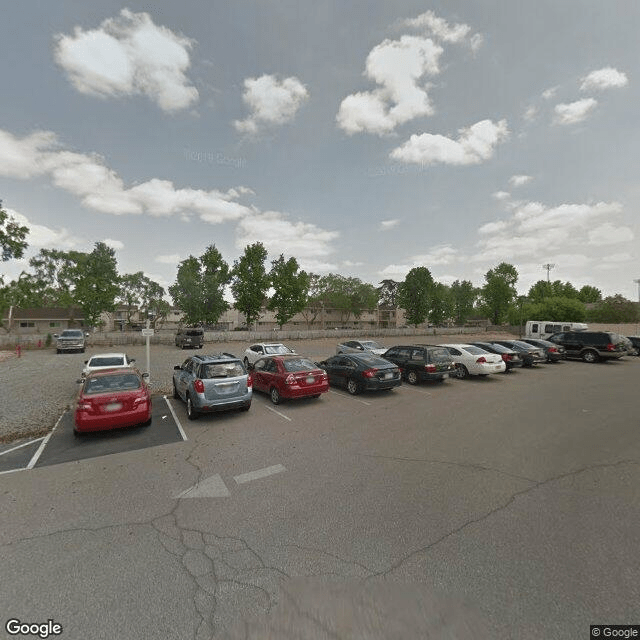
[429,282,453,326]
[320,274,378,324]
[480,262,518,324]
[268,255,310,328]
[169,245,230,325]
[377,279,400,308]
[74,242,120,327]
[578,285,602,303]
[299,273,325,328]
[398,267,433,327]
[0,200,29,262]
[231,242,271,329]
[539,296,586,321]
[28,248,85,306]
[118,272,167,327]
[587,295,638,323]
[450,280,477,324]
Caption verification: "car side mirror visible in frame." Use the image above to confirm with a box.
[76,379,83,384]
[142,372,150,379]
[130,359,135,363]
[174,365,182,370]
[53,334,59,339]
[84,360,88,364]
[247,363,254,371]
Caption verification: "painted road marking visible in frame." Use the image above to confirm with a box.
[27,412,64,469]
[234,464,286,485]
[398,386,432,396]
[265,405,292,421]
[177,474,231,498]
[0,437,45,457]
[164,396,188,441]
[329,390,371,406]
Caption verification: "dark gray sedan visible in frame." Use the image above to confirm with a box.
[316,353,401,395]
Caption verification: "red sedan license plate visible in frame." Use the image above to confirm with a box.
[105,402,123,412]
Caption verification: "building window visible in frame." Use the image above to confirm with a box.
[20,322,35,328]
[49,322,61,328]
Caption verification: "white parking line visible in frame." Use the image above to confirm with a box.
[27,412,65,470]
[329,390,371,406]
[0,437,45,457]
[234,464,286,485]
[398,386,432,396]
[177,474,231,498]
[265,405,292,421]
[163,396,188,441]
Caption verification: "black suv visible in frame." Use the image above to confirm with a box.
[547,331,627,363]
[382,345,456,384]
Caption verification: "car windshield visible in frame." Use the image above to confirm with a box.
[361,341,382,349]
[264,345,291,354]
[354,354,392,367]
[61,330,83,338]
[83,373,141,394]
[88,356,125,367]
[429,348,451,362]
[186,330,203,336]
[463,346,487,355]
[283,358,317,372]
[202,362,244,378]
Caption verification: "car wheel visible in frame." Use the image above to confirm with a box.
[311,394,321,399]
[186,394,198,420]
[455,364,469,379]
[406,370,418,385]
[142,416,152,427]
[241,402,251,411]
[270,387,281,405]
[56,349,60,354]
[346,378,360,395]
[173,381,179,399]
[582,349,599,363]
[73,427,84,437]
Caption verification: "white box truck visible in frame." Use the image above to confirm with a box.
[524,321,588,340]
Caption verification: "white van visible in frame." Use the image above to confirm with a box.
[525,320,588,340]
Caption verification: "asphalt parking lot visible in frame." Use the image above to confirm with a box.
[1,339,639,639]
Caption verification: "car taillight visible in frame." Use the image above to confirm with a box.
[285,374,295,385]
[476,357,486,363]
[363,368,377,378]
[549,347,557,353]
[247,374,253,387]
[606,343,615,351]
[425,364,436,373]
[501,354,511,362]
[194,379,205,393]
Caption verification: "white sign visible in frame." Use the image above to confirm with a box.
[141,328,154,336]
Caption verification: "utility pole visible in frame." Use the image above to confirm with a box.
[542,263,555,282]
[634,279,640,334]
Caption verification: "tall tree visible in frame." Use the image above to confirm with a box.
[450,280,477,324]
[377,279,399,308]
[0,200,29,262]
[74,242,120,327]
[429,282,453,326]
[169,245,230,325]
[397,267,433,327]
[268,255,310,328]
[231,242,271,329]
[28,248,86,306]
[587,295,639,323]
[320,274,378,324]
[480,262,518,324]
[118,272,167,327]
[299,273,325,328]
[578,285,602,303]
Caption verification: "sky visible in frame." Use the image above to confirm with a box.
[1,1,639,302]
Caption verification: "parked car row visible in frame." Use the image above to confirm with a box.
[72,330,636,434]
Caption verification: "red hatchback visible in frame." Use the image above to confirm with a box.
[251,355,329,404]
[74,369,152,434]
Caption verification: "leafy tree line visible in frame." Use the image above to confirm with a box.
[0,197,636,328]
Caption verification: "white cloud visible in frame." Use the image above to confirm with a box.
[587,223,633,246]
[7,208,83,249]
[523,106,538,121]
[542,86,558,100]
[492,191,510,201]
[401,10,481,49]
[380,219,400,230]
[54,9,198,112]
[580,67,629,92]
[337,35,443,135]
[0,128,253,223]
[234,75,309,134]
[103,238,124,250]
[509,174,532,188]
[390,119,509,165]
[235,211,339,268]
[553,98,598,125]
[155,254,181,264]
[478,220,509,235]
[601,252,632,263]
[379,244,458,278]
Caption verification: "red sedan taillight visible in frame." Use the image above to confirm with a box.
[425,364,436,373]
[193,379,205,393]
[362,368,377,378]
[548,347,558,353]
[476,356,486,363]
[501,354,512,362]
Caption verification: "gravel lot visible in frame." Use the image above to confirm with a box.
[0,332,512,442]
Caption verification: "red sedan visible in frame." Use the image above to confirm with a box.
[251,355,329,404]
[74,369,152,434]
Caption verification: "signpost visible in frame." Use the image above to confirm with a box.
[142,323,154,379]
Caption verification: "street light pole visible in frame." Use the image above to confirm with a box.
[543,263,555,283]
[634,279,640,334]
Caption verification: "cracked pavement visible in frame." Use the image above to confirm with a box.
[1,352,639,639]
